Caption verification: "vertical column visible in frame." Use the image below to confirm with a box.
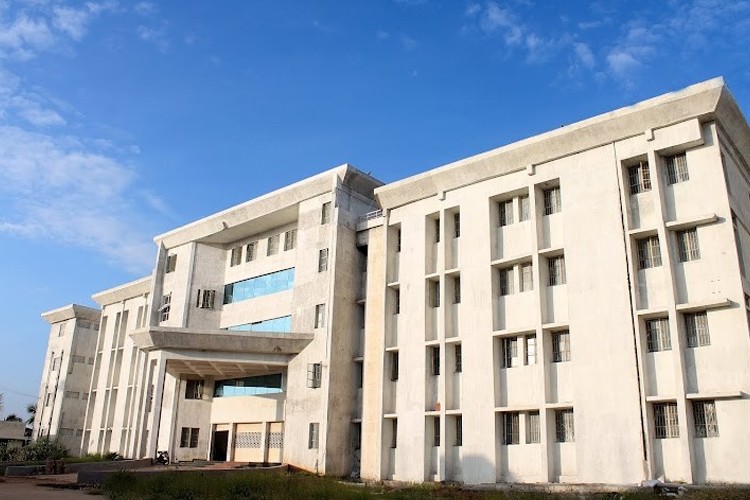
[227,423,236,462]
[145,352,167,459]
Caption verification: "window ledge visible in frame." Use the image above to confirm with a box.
[538,246,564,258]
[493,326,537,338]
[636,307,669,318]
[544,402,574,409]
[665,213,718,231]
[491,253,534,268]
[675,298,731,312]
[646,395,676,403]
[542,321,569,331]
[686,391,742,400]
[494,404,540,413]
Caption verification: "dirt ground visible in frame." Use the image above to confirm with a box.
[0,475,91,499]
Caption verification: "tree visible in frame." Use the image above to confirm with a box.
[26,403,36,426]
[0,393,4,415]
[4,414,22,422]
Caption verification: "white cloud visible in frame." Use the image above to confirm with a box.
[573,42,595,69]
[606,50,640,78]
[136,24,169,52]
[134,1,156,17]
[0,14,55,59]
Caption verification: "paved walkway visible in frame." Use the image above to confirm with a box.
[0,475,89,499]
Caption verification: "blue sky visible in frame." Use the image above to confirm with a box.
[0,0,749,418]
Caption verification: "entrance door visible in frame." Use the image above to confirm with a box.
[211,431,229,461]
[266,422,284,463]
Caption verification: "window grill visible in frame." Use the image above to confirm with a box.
[454,344,462,373]
[653,402,679,439]
[503,412,520,445]
[318,248,329,272]
[453,277,461,304]
[552,331,571,362]
[685,312,710,347]
[284,229,297,251]
[693,400,719,438]
[666,153,689,184]
[245,242,257,262]
[453,212,461,238]
[555,409,575,442]
[646,318,672,352]
[526,411,540,443]
[519,195,530,221]
[499,200,514,227]
[628,161,652,194]
[677,229,700,262]
[230,246,242,266]
[433,417,440,446]
[637,236,662,269]
[390,352,399,381]
[267,234,280,256]
[548,256,566,286]
[499,267,515,295]
[520,263,533,291]
[524,335,537,365]
[455,416,463,446]
[502,337,518,368]
[308,423,320,449]
[543,187,562,215]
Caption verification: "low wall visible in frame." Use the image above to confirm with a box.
[78,463,289,485]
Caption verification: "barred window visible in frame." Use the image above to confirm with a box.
[166,254,177,273]
[637,236,662,269]
[501,336,518,368]
[160,293,171,322]
[526,411,540,444]
[555,409,575,442]
[321,202,332,224]
[685,312,710,348]
[548,256,566,286]
[520,263,533,292]
[180,427,199,448]
[432,417,440,446]
[499,200,514,227]
[391,419,398,448]
[455,415,463,446]
[315,304,325,328]
[628,161,652,195]
[307,363,322,388]
[230,246,242,266]
[185,380,203,400]
[318,248,329,272]
[454,344,462,373]
[431,346,440,376]
[499,267,515,295]
[524,334,537,365]
[666,153,689,184]
[519,195,530,221]
[390,352,399,381]
[394,289,401,314]
[267,234,280,256]
[246,242,257,262]
[454,213,461,238]
[429,280,441,308]
[502,412,520,445]
[543,187,562,215]
[646,318,672,352]
[196,289,215,309]
[693,400,719,438]
[308,422,320,449]
[434,217,441,243]
[653,402,679,439]
[453,277,461,304]
[677,229,700,262]
[284,229,297,251]
[552,331,571,362]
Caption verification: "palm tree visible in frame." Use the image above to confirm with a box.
[26,403,36,426]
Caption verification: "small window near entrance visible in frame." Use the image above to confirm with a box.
[180,427,199,448]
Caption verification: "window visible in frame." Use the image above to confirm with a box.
[308,423,320,449]
[267,234,280,256]
[307,363,322,388]
[628,161,652,194]
[429,280,441,308]
[499,267,514,295]
[396,229,402,252]
[434,218,441,243]
[318,248,329,272]
[454,344,462,373]
[499,199,514,227]
[501,337,518,368]
[637,236,662,269]
[230,246,242,267]
[526,411,540,443]
[666,153,689,184]
[166,254,177,273]
[224,268,295,304]
[520,263,533,292]
[228,316,292,333]
[543,186,562,215]
[284,229,297,251]
[519,195,530,221]
[315,304,325,329]
[180,427,199,448]
[433,417,440,446]
[646,318,671,352]
[185,380,203,400]
[321,202,332,224]
[677,229,700,262]
[502,412,520,445]
[390,352,399,381]
[246,242,257,262]
[391,419,398,448]
[524,334,537,365]
[160,293,171,322]
[455,416,463,446]
[693,400,719,438]
[653,402,679,439]
[196,289,215,309]
[552,331,571,362]
[548,256,566,286]
[555,409,575,442]
[453,277,461,304]
[57,323,66,337]
[214,373,283,397]
[394,289,401,315]
[431,346,440,376]
[454,212,461,238]
[45,393,52,407]
[685,312,710,347]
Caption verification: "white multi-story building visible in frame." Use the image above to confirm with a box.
[36,78,750,484]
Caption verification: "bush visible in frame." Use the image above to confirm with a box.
[0,438,68,462]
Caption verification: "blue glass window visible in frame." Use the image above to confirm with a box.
[223,268,295,304]
[228,316,292,333]
[214,373,283,397]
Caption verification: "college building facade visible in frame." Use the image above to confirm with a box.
[36,78,750,484]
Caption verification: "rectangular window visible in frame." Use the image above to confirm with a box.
[394,289,401,315]
[520,263,533,292]
[321,202,332,224]
[555,409,575,442]
[429,280,441,308]
[230,246,242,267]
[646,318,672,352]
[391,419,398,448]
[228,315,293,333]
[526,411,540,444]
[318,248,329,272]
[654,402,679,439]
[433,417,440,447]
[502,412,520,445]
[267,234,280,256]
[524,334,537,365]
[677,229,700,262]
[184,380,203,400]
[501,337,518,368]
[434,218,441,243]
[431,346,440,376]
[499,267,514,295]
[454,212,461,238]
[637,236,662,269]
[390,352,399,381]
[190,428,199,448]
[213,374,283,397]
[685,312,710,348]
[166,254,177,273]
[519,195,530,222]
[454,344,462,373]
[552,331,571,362]
[666,153,689,184]
[543,186,562,215]
[453,277,461,304]
[499,199,514,227]
[195,289,215,309]
[315,304,325,329]
[284,229,297,251]
[180,427,199,448]
[160,293,171,322]
[396,229,402,252]
[307,363,322,388]
[548,256,566,286]
[693,400,719,438]
[223,268,295,304]
[246,242,257,262]
[58,323,66,337]
[455,416,463,446]
[628,161,652,195]
[308,423,320,449]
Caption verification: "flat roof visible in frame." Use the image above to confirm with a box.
[41,304,101,324]
[92,275,152,306]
